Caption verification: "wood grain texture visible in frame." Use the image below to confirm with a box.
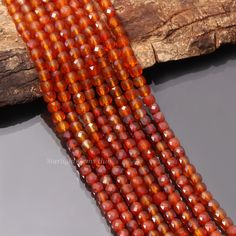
[1,0,236,107]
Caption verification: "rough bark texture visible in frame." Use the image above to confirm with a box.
[1,0,236,107]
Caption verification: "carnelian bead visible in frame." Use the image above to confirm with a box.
[25,12,37,22]
[30,21,42,31]
[207,199,219,212]
[65,38,76,49]
[76,102,90,114]
[109,49,120,61]
[62,101,74,113]
[58,51,70,64]
[79,16,92,29]
[102,200,114,212]
[52,111,66,124]
[67,112,78,123]
[121,79,133,91]
[130,64,143,78]
[122,46,134,57]
[105,38,117,50]
[58,91,71,102]
[70,121,82,134]
[113,25,126,36]
[112,219,125,233]
[56,120,69,133]
[142,221,155,233]
[12,12,23,24]
[201,191,213,203]
[125,89,138,101]
[21,3,32,13]
[7,4,19,16]
[47,101,61,113]
[40,81,53,93]
[117,35,130,47]
[54,79,67,92]
[61,62,73,73]
[30,48,43,60]
[43,91,56,103]
[22,31,32,43]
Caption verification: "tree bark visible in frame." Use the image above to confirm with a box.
[1,0,236,107]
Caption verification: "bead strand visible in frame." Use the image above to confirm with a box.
[5,1,133,234]
[98,1,234,234]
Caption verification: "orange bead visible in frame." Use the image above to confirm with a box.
[121,79,133,91]
[70,48,80,59]
[40,80,53,93]
[79,16,91,29]
[54,80,67,92]
[130,64,143,78]
[52,111,66,124]
[96,84,109,96]
[58,91,71,102]
[62,101,74,113]
[65,71,78,84]
[58,51,70,63]
[99,95,112,106]
[47,101,61,113]
[76,102,90,114]
[125,89,138,101]
[43,91,56,103]
[31,48,43,60]
[12,12,23,24]
[67,112,78,123]
[73,92,86,104]
[70,121,83,133]
[68,82,82,94]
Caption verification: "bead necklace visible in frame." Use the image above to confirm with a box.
[4,0,236,235]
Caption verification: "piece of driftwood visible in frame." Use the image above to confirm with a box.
[1,0,236,107]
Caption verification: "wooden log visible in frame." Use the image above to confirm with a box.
[1,0,236,107]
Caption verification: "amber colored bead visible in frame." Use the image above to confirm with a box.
[38,70,50,82]
[43,91,56,103]
[40,15,51,26]
[207,200,219,213]
[67,112,78,123]
[204,221,217,233]
[47,100,61,113]
[54,80,67,92]
[201,191,213,204]
[142,220,155,233]
[52,111,66,124]
[181,211,192,223]
[58,91,71,102]
[56,120,69,133]
[79,16,92,30]
[198,212,211,226]
[214,208,226,221]
[25,12,37,22]
[61,101,74,113]
[21,30,31,42]
[174,201,186,215]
